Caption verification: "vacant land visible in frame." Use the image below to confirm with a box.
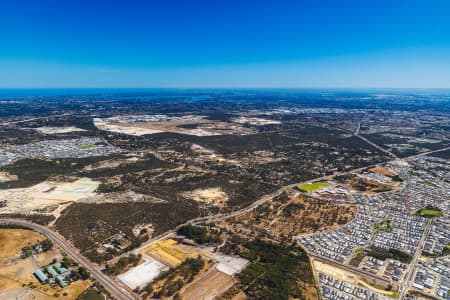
[182,187,228,207]
[0,228,43,262]
[368,166,398,177]
[35,126,87,135]
[95,116,253,137]
[181,268,234,300]
[218,193,355,240]
[143,256,209,299]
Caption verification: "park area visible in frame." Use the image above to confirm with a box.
[415,207,443,218]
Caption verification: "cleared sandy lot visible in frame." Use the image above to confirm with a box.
[369,166,398,177]
[0,288,53,300]
[34,126,87,134]
[212,253,249,276]
[0,177,99,214]
[94,116,254,136]
[181,268,234,300]
[0,171,17,183]
[314,260,359,283]
[0,229,43,262]
[231,116,281,126]
[182,187,228,207]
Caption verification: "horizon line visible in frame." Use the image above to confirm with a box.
[1,87,450,90]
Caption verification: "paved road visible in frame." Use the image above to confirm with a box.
[355,133,398,158]
[407,146,450,158]
[0,219,136,300]
[397,219,433,300]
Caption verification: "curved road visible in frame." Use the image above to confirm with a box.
[0,219,136,300]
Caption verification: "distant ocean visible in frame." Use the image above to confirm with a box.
[0,88,215,99]
[0,88,171,97]
[1,88,449,98]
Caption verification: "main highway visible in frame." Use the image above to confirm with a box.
[0,218,136,300]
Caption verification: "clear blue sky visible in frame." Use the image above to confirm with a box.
[1,0,449,88]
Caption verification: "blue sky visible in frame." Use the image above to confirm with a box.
[0,0,449,88]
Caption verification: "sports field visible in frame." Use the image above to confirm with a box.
[299,181,330,192]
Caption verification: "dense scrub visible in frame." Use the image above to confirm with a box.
[176,224,222,245]
[237,239,316,300]
[367,246,412,264]
[55,201,200,262]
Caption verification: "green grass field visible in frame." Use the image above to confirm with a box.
[417,208,443,217]
[299,181,330,192]
[79,144,96,150]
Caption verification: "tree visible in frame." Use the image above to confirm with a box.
[78,267,90,280]
[41,239,53,252]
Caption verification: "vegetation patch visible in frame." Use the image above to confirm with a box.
[76,282,111,300]
[237,239,315,300]
[374,220,392,232]
[349,248,366,267]
[55,201,200,263]
[176,224,222,245]
[367,246,412,264]
[105,253,142,275]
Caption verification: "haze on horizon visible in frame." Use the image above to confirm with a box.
[1,0,450,88]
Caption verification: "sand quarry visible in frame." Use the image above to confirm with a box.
[0,177,99,214]
[94,116,254,137]
[34,126,87,135]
